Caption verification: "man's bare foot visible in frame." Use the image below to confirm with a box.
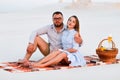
[18,58,28,64]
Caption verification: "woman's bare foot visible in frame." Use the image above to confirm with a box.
[30,62,44,68]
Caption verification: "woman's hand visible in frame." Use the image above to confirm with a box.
[74,32,83,45]
[66,48,77,53]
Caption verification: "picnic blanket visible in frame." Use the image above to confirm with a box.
[0,55,120,73]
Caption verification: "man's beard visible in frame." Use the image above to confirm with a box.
[54,23,63,28]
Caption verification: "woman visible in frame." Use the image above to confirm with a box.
[31,15,86,67]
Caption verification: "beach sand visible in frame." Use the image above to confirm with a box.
[0,2,120,80]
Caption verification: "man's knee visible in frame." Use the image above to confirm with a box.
[35,36,43,42]
[27,45,36,54]
[36,36,40,40]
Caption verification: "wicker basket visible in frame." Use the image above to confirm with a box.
[96,39,118,63]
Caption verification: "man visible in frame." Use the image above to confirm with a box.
[20,11,83,62]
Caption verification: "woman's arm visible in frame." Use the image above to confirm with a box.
[66,48,77,53]
[74,32,83,45]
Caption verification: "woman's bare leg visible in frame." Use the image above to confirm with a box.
[37,50,61,64]
[36,53,67,67]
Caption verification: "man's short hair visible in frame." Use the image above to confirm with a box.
[52,11,63,17]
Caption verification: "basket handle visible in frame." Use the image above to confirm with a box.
[97,39,115,49]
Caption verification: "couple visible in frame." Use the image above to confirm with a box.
[20,11,86,67]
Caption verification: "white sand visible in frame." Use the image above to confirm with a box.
[0,2,120,80]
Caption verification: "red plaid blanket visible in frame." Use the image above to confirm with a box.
[0,55,120,73]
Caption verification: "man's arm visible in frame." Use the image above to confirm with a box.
[29,25,49,44]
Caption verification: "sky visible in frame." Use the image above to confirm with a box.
[0,0,120,12]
